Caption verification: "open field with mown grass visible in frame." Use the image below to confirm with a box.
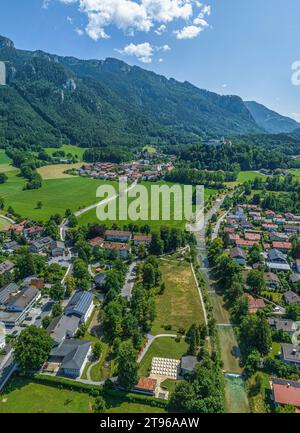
[37,163,83,180]
[77,183,217,230]
[151,258,205,335]
[44,144,87,161]
[0,149,14,173]
[0,376,166,413]
[139,337,189,378]
[0,170,117,222]
[226,171,266,187]
[0,216,10,231]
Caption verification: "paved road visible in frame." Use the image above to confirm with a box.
[74,180,138,217]
[121,262,137,301]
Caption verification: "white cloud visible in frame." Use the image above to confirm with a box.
[116,42,154,63]
[75,27,84,36]
[42,0,51,9]
[158,58,164,63]
[59,0,211,41]
[155,24,167,35]
[67,16,73,23]
[174,25,202,39]
[117,42,171,63]
[221,83,228,88]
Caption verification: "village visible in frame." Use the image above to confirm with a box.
[220,202,300,411]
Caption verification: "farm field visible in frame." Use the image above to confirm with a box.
[151,258,205,335]
[139,337,189,378]
[0,216,10,230]
[0,170,117,222]
[226,171,266,187]
[44,144,87,161]
[37,163,83,180]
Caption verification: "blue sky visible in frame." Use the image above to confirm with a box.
[0,0,300,120]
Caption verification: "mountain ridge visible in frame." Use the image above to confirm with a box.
[0,34,296,150]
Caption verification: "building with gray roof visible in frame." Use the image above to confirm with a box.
[0,283,19,305]
[47,315,80,345]
[65,291,94,324]
[49,339,91,378]
[181,356,199,375]
[281,344,300,368]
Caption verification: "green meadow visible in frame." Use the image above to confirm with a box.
[44,144,87,161]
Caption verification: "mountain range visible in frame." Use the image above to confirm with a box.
[0,34,299,150]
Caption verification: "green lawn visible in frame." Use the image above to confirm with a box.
[0,170,117,222]
[151,258,205,335]
[0,149,12,165]
[44,144,87,161]
[139,337,189,377]
[237,171,266,183]
[0,376,166,413]
[78,183,217,230]
[0,216,10,230]
[0,377,93,413]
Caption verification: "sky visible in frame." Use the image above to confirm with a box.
[0,0,300,121]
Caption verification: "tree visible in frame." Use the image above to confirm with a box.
[142,263,156,289]
[246,270,265,294]
[68,214,78,228]
[117,340,139,390]
[276,404,296,414]
[65,275,76,298]
[244,350,261,377]
[93,396,106,413]
[239,315,272,357]
[93,342,102,360]
[149,233,164,256]
[49,283,64,301]
[52,303,63,318]
[170,381,196,412]
[286,302,300,321]
[36,201,43,209]
[14,326,53,373]
[16,251,36,279]
[42,316,52,330]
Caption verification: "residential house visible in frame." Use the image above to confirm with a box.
[230,247,247,266]
[48,339,91,378]
[65,291,94,324]
[228,233,240,244]
[51,241,65,257]
[267,249,291,272]
[262,224,278,232]
[30,237,53,254]
[284,291,300,305]
[105,230,132,243]
[271,378,300,412]
[268,318,297,336]
[244,232,261,242]
[2,241,19,253]
[0,325,5,350]
[280,344,300,369]
[246,294,266,314]
[103,242,131,259]
[181,356,199,376]
[272,242,292,253]
[0,283,19,306]
[47,315,80,346]
[264,272,280,290]
[1,287,40,327]
[134,377,157,396]
[93,273,106,290]
[236,239,258,249]
[133,235,152,246]
[0,261,15,275]
[88,237,104,247]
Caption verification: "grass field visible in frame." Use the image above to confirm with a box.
[0,170,118,222]
[37,163,83,180]
[44,144,87,161]
[151,258,205,335]
[0,216,10,231]
[226,171,266,187]
[0,376,166,413]
[0,149,12,165]
[77,184,217,230]
[139,337,189,377]
[0,377,93,413]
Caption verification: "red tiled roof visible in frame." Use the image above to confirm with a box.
[135,377,157,392]
[272,242,292,250]
[272,379,300,408]
[133,235,152,242]
[245,232,261,241]
[105,230,131,237]
[236,239,258,247]
[88,237,104,247]
[104,242,131,251]
[246,294,266,313]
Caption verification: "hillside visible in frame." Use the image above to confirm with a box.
[0,34,262,149]
[245,101,299,134]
